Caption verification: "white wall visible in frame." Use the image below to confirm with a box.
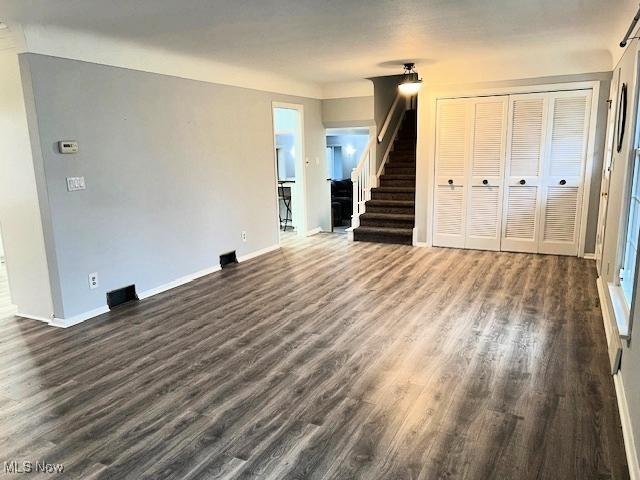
[19,53,329,321]
[321,96,374,128]
[0,50,54,319]
[598,38,640,477]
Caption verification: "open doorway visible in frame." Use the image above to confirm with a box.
[0,224,15,318]
[272,103,307,241]
[326,127,371,234]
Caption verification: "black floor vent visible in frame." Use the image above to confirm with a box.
[220,251,238,269]
[107,285,138,309]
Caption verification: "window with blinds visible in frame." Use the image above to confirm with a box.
[621,151,640,305]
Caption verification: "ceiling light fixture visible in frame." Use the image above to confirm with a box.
[0,22,7,30]
[398,63,422,96]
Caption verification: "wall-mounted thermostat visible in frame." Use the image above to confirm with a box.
[58,141,79,154]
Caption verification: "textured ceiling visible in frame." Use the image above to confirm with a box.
[0,0,635,85]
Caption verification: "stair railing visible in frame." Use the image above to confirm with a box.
[349,136,377,230]
[349,93,408,236]
[377,92,407,180]
[378,92,402,143]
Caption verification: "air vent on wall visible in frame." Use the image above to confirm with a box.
[107,285,139,309]
[220,251,238,269]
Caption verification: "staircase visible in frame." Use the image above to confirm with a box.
[353,110,416,245]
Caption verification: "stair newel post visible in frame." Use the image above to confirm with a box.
[351,167,360,230]
[369,142,378,191]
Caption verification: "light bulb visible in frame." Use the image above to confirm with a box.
[399,81,422,96]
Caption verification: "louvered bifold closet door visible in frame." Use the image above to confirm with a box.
[434,99,470,248]
[538,90,591,255]
[501,94,547,253]
[465,97,508,251]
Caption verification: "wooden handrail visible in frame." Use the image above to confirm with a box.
[377,93,401,143]
[352,136,377,179]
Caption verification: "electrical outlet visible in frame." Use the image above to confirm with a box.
[241,231,247,242]
[88,272,99,289]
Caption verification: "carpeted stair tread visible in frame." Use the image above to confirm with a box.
[372,186,416,193]
[354,226,414,236]
[353,109,417,246]
[366,199,415,207]
[380,174,415,180]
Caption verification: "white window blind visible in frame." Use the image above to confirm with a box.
[621,150,640,305]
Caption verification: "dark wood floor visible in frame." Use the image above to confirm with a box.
[0,233,629,479]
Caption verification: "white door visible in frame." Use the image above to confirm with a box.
[433,99,470,248]
[538,90,592,255]
[596,70,621,273]
[502,94,548,253]
[465,97,508,251]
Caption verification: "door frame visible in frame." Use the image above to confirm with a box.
[596,69,621,273]
[423,80,601,257]
[272,102,308,240]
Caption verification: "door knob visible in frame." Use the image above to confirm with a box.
[448,179,453,185]
[482,179,489,185]
[559,179,567,185]
[519,179,526,185]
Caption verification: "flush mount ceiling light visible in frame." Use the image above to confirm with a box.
[0,22,7,30]
[398,63,422,96]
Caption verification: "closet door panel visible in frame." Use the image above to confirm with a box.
[434,100,469,248]
[502,94,547,253]
[466,98,508,251]
[539,91,591,255]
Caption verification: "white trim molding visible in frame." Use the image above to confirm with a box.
[272,102,308,239]
[305,227,323,237]
[596,277,624,373]
[15,311,53,324]
[50,305,110,328]
[238,244,280,262]
[583,253,596,260]
[614,372,640,480]
[1,303,18,317]
[21,243,285,329]
[138,264,222,300]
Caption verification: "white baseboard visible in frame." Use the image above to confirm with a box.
[23,245,282,330]
[237,244,280,262]
[414,242,430,248]
[15,311,52,324]
[50,305,110,328]
[305,227,322,237]
[0,303,18,317]
[614,372,640,480]
[138,264,222,300]
[583,252,596,260]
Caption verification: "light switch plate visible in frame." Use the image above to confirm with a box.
[58,141,79,154]
[66,176,86,192]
